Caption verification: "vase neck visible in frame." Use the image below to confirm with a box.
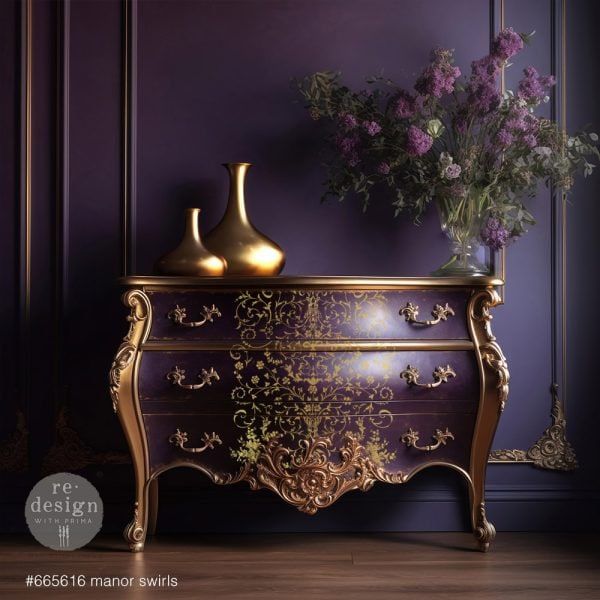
[184,208,202,242]
[224,162,251,225]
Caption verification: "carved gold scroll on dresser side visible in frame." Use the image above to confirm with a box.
[110,277,507,552]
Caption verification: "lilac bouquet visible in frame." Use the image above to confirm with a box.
[297,28,599,274]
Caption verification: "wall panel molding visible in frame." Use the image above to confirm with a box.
[122,0,138,276]
[489,0,576,470]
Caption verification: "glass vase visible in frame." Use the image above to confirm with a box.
[431,194,489,277]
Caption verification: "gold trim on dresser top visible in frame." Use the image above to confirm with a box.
[120,275,504,288]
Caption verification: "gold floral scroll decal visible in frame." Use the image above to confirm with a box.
[234,290,388,340]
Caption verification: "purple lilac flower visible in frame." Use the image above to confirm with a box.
[340,113,358,129]
[523,133,538,148]
[336,133,361,166]
[347,151,360,167]
[377,162,391,175]
[337,134,359,154]
[444,163,462,179]
[496,128,514,148]
[393,89,417,118]
[507,105,539,134]
[405,125,433,156]
[481,217,510,250]
[415,48,461,98]
[491,27,524,61]
[466,55,501,115]
[517,66,556,105]
[363,120,382,136]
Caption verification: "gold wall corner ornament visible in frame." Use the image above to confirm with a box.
[488,448,529,462]
[42,406,130,475]
[154,208,227,276]
[526,385,578,471]
[168,429,222,454]
[474,502,496,552]
[399,364,456,388]
[480,342,510,413]
[254,434,404,515]
[0,410,29,473]
[167,303,221,328]
[166,366,220,390]
[401,427,455,452]
[399,302,455,325]
[204,163,286,276]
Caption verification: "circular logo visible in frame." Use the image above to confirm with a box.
[25,473,103,551]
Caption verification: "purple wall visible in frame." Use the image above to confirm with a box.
[1,0,599,534]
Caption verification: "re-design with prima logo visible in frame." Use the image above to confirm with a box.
[25,472,103,551]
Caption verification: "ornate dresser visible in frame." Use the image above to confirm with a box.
[110,276,508,552]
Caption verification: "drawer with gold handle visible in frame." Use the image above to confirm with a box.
[399,302,455,326]
[168,428,222,454]
[399,364,456,388]
[401,427,455,452]
[166,365,220,390]
[147,290,471,341]
[167,304,221,328]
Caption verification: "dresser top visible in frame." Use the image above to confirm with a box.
[121,275,504,288]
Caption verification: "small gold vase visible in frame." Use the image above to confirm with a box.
[204,162,285,276]
[155,208,226,276]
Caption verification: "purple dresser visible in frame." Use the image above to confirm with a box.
[110,276,508,551]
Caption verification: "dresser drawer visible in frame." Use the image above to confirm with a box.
[138,349,480,412]
[146,289,471,341]
[144,412,474,478]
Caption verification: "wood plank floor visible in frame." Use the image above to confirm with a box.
[1,533,599,599]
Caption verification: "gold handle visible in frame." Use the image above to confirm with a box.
[168,304,221,328]
[401,427,455,452]
[167,366,220,390]
[399,364,456,388]
[399,302,454,325]
[168,429,222,453]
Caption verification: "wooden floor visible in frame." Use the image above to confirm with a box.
[1,533,599,599]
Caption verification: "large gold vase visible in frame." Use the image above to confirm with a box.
[155,208,226,276]
[204,163,286,276]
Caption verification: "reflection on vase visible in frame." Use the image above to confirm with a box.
[155,208,226,276]
[204,163,286,276]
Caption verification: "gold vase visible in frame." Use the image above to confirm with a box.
[155,208,226,276]
[204,162,286,276]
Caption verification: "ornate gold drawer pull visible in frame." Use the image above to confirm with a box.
[167,304,221,328]
[399,364,456,388]
[166,366,220,390]
[399,302,455,325]
[168,429,222,454]
[401,427,455,452]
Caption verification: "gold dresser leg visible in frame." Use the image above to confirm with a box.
[109,289,152,552]
[467,288,509,552]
